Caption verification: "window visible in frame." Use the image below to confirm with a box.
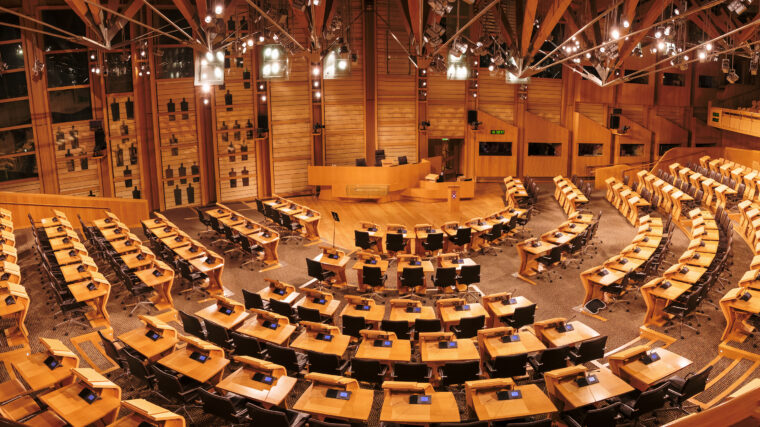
[41,10,86,51]
[578,143,603,156]
[620,144,644,157]
[105,52,133,93]
[155,10,189,45]
[658,143,680,156]
[698,75,717,88]
[157,47,194,79]
[662,73,685,87]
[46,52,89,88]
[479,141,512,156]
[528,143,561,156]
[49,88,92,123]
[696,143,717,147]
[0,16,36,184]
[624,69,648,85]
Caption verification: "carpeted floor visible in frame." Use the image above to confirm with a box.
[3,182,758,426]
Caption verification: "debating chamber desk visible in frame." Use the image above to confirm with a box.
[308,160,431,202]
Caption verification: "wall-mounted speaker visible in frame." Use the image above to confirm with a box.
[467,110,478,124]
[609,115,620,130]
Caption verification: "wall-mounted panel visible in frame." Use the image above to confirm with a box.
[572,112,612,176]
[479,75,515,124]
[428,74,464,139]
[527,78,562,124]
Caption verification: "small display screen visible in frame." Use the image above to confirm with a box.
[501,334,520,343]
[77,265,86,272]
[86,282,97,291]
[189,351,208,363]
[152,269,162,277]
[316,333,333,342]
[575,374,599,387]
[328,253,339,259]
[326,389,351,400]
[497,390,522,400]
[145,330,161,341]
[355,304,370,311]
[252,372,274,384]
[409,394,432,404]
[205,257,215,264]
[43,356,59,370]
[262,320,278,330]
[4,295,14,305]
[405,306,421,313]
[219,306,233,315]
[373,339,392,347]
[368,227,377,232]
[274,288,286,296]
[641,351,661,364]
[454,304,470,311]
[411,260,421,266]
[501,298,518,305]
[555,323,574,333]
[78,388,98,404]
[368,259,377,264]
[312,297,326,305]
[438,341,457,349]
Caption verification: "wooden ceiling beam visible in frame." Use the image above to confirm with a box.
[107,0,143,43]
[563,9,592,50]
[614,0,672,69]
[64,0,102,40]
[286,0,313,49]
[589,0,602,47]
[196,0,207,21]
[496,3,516,48]
[526,0,572,60]
[519,0,538,58]
[403,0,422,53]
[170,0,200,36]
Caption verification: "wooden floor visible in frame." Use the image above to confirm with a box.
[276,183,505,249]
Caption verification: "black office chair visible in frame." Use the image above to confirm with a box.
[440,360,481,386]
[342,314,369,339]
[501,304,536,329]
[238,234,265,270]
[123,349,155,391]
[619,382,669,426]
[536,245,564,282]
[355,158,367,167]
[485,353,528,379]
[151,365,202,423]
[450,315,485,339]
[432,267,457,295]
[362,265,386,301]
[663,291,703,339]
[449,227,472,253]
[279,214,304,244]
[662,365,713,415]
[393,362,433,382]
[265,343,306,376]
[502,419,553,427]
[385,232,406,256]
[457,264,481,300]
[205,320,234,349]
[97,330,128,379]
[306,258,335,289]
[198,388,249,425]
[307,420,351,427]
[399,266,425,296]
[381,319,411,340]
[421,232,444,256]
[178,310,207,340]
[247,403,310,427]
[297,306,324,323]
[481,222,504,255]
[354,230,377,252]
[398,156,408,165]
[231,331,267,358]
[569,335,607,365]
[195,208,216,239]
[564,402,621,427]
[270,299,299,323]
[413,318,442,340]
[306,351,349,376]
[350,359,387,388]
[242,288,267,310]
[528,345,570,377]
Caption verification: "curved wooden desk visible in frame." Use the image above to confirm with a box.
[308,160,431,202]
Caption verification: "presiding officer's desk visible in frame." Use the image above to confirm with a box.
[308,160,431,202]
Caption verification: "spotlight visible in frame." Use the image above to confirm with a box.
[705,42,713,51]
[654,30,662,39]
[664,26,672,36]
[204,15,212,24]
[623,20,630,28]
[259,44,289,80]
[698,51,706,61]
[611,28,620,40]
[261,95,267,101]
[721,58,730,73]
[446,52,470,80]
[214,4,223,15]
[727,69,739,84]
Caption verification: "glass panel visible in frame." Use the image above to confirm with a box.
[699,75,717,88]
[662,73,685,87]
[478,141,512,156]
[46,52,89,88]
[0,127,33,156]
[0,43,24,69]
[578,143,603,156]
[105,52,133,93]
[0,14,20,41]
[528,143,561,156]
[658,143,680,156]
[624,69,648,84]
[0,153,36,182]
[49,88,92,123]
[0,71,27,99]
[157,47,193,79]
[41,10,86,51]
[155,10,190,45]
[620,144,644,157]
[0,100,30,128]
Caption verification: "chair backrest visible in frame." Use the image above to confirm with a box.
[491,353,528,378]
[385,232,405,251]
[351,359,384,384]
[195,208,208,225]
[265,343,300,373]
[381,320,411,340]
[511,304,536,327]
[398,156,408,165]
[454,227,471,244]
[269,299,295,318]
[677,365,713,401]
[306,257,326,279]
[255,199,265,213]
[536,345,569,372]
[458,264,481,285]
[242,289,264,310]
[434,267,457,287]
[425,232,444,250]
[231,331,264,357]
[205,320,231,348]
[503,419,552,427]
[354,230,372,249]
[199,388,239,421]
[341,314,367,338]
[393,362,430,382]
[151,365,185,399]
[574,335,607,364]
[308,419,352,427]
[414,318,442,337]
[178,310,206,339]
[441,360,480,385]
[362,265,385,287]
[401,267,425,287]
[355,158,366,167]
[307,351,343,375]
[248,403,290,427]
[297,305,323,323]
[457,315,485,337]
[583,402,621,427]
[123,349,152,383]
[632,382,669,413]
[97,330,122,365]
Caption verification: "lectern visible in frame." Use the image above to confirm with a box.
[448,185,460,214]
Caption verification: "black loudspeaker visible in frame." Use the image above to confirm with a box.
[609,115,620,130]
[93,128,107,153]
[467,110,478,124]
[611,108,622,115]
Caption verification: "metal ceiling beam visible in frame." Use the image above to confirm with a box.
[613,0,673,71]
[245,0,306,51]
[526,0,573,60]
[430,0,500,57]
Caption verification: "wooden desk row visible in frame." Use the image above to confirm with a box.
[0,210,29,347]
[206,203,280,266]
[553,175,589,216]
[261,196,321,242]
[736,200,760,255]
[516,211,595,284]
[720,255,760,342]
[605,176,651,225]
[700,155,760,204]
[581,215,663,306]
[142,212,227,296]
[636,169,695,225]
[669,163,736,214]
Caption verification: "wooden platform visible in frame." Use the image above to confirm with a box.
[402,179,476,201]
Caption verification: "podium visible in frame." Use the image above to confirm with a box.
[448,185,460,214]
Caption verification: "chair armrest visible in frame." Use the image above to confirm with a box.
[563,414,584,427]
[527,355,542,371]
[338,359,351,372]
[619,403,635,418]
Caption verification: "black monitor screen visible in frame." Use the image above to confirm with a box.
[78,387,98,404]
[43,356,59,370]
[189,351,208,363]
[145,330,161,341]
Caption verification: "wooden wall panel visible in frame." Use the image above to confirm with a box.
[428,74,465,139]
[270,58,311,195]
[324,75,365,165]
[53,120,103,196]
[106,94,143,199]
[377,82,418,162]
[479,75,515,124]
[652,115,689,158]
[614,115,652,165]
[527,78,562,124]
[576,102,606,127]
[572,112,612,176]
[523,111,569,177]
[475,111,518,180]
[0,180,40,193]
[620,105,647,127]
[656,105,686,128]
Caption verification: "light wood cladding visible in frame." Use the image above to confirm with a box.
[522,111,569,177]
[52,121,102,196]
[214,53,258,202]
[576,102,606,127]
[106,94,142,200]
[270,57,311,195]
[154,78,202,209]
[652,114,688,159]
[377,75,418,162]
[0,180,40,193]
[614,115,652,165]
[474,111,517,180]
[428,74,465,139]
[324,73,365,165]
[527,78,562,124]
[478,75,515,124]
[656,105,687,128]
[572,112,612,176]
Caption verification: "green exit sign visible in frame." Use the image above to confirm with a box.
[490,130,505,135]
